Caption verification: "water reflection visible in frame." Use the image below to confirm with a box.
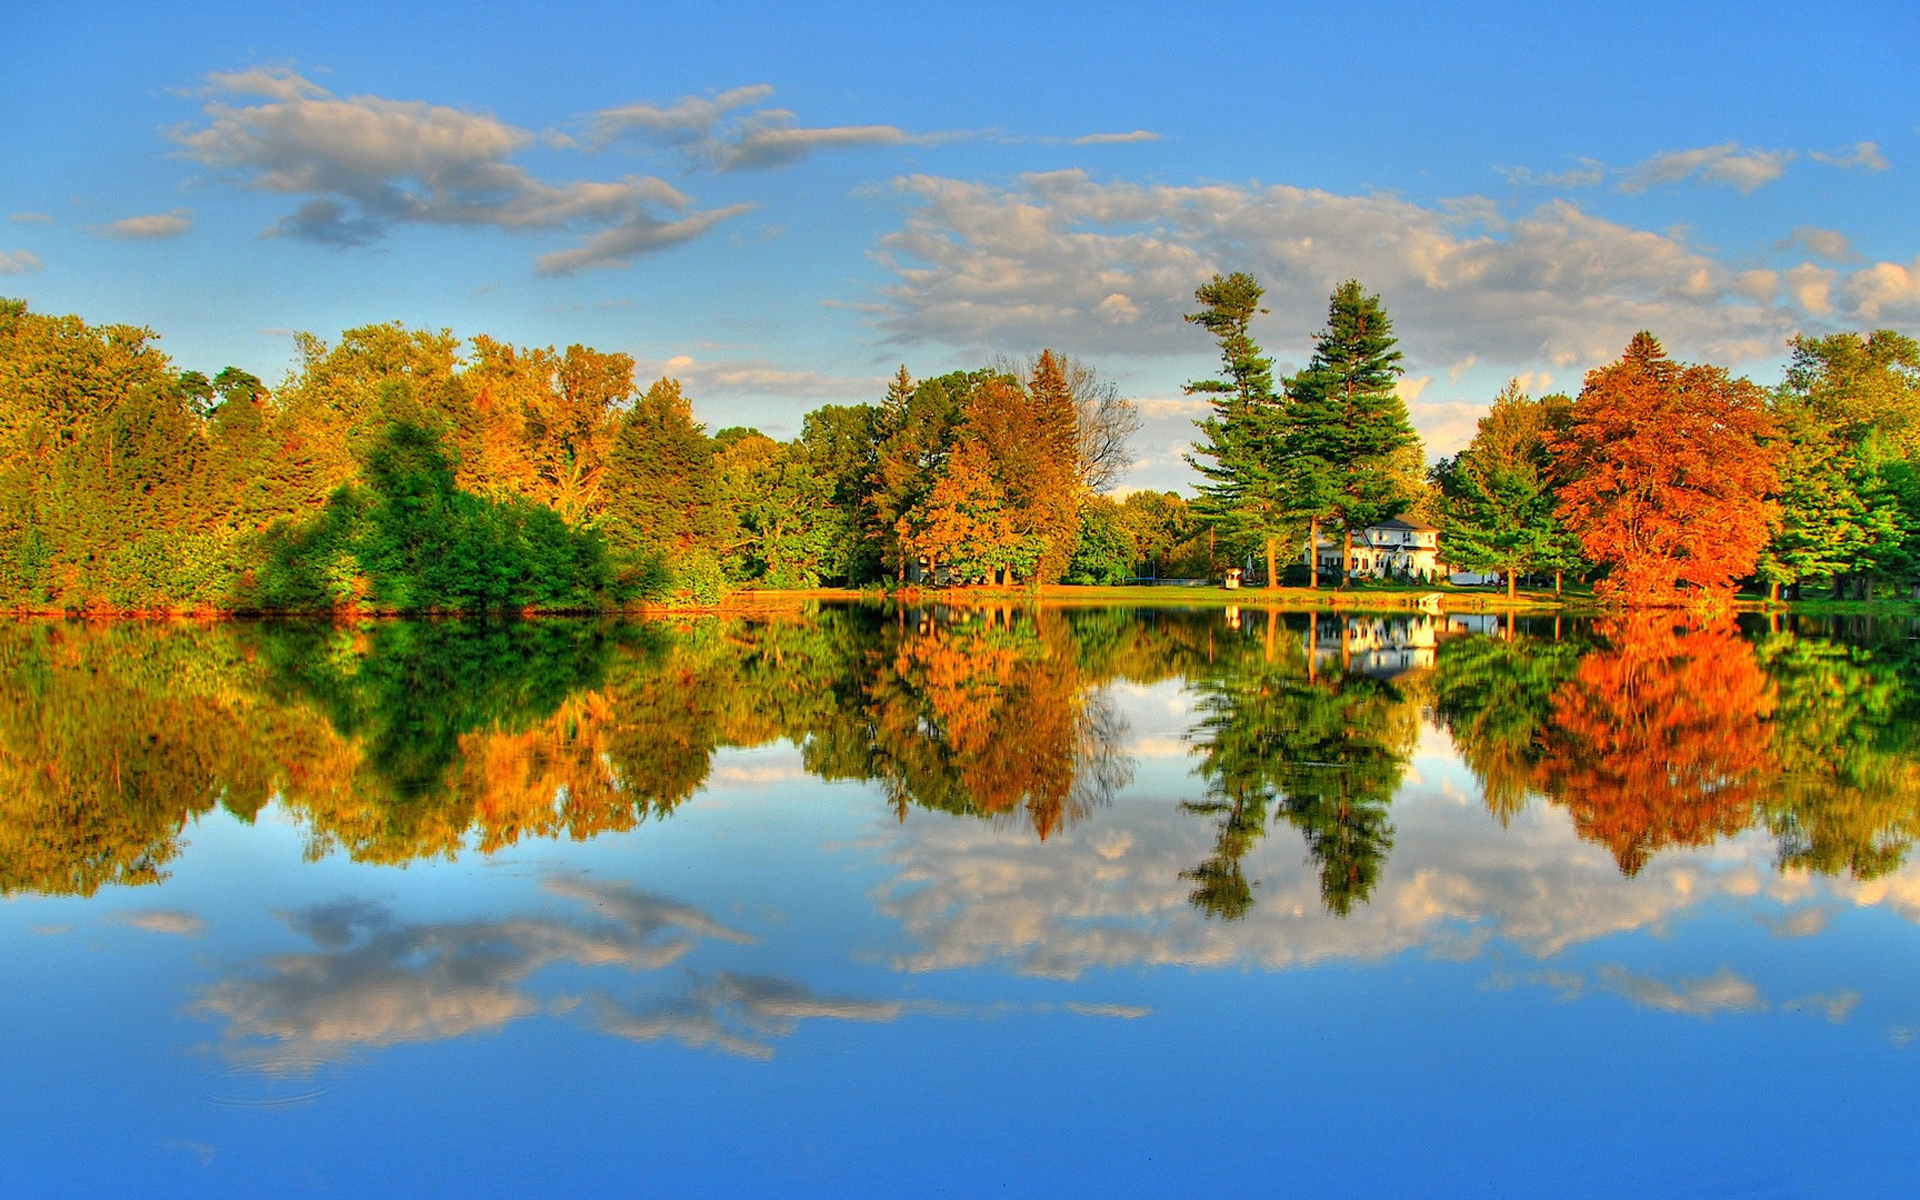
[192,876,917,1070]
[1434,613,1920,881]
[0,607,1917,914]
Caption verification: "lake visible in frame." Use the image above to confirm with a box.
[3,605,1918,1197]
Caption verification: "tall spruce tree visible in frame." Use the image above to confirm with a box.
[1286,281,1419,583]
[602,378,718,561]
[1183,272,1292,587]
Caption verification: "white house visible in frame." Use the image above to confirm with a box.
[1306,515,1444,580]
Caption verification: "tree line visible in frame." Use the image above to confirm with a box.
[0,298,1149,613]
[8,283,1919,612]
[1186,272,1920,605]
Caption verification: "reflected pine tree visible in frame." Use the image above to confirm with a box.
[1186,614,1416,918]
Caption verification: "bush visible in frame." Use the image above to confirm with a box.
[670,548,729,606]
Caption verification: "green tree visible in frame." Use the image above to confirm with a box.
[602,378,719,564]
[1436,381,1581,597]
[1065,496,1138,585]
[1777,331,1920,598]
[1286,281,1419,584]
[1184,272,1293,586]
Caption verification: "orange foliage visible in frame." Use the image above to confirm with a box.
[1538,616,1778,873]
[1552,333,1780,605]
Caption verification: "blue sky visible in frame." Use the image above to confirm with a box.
[3,0,1916,490]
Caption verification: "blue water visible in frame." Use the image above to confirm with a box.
[2,610,1916,1198]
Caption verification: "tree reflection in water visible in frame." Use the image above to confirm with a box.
[1185,611,1416,919]
[1435,612,1920,880]
[0,607,1916,905]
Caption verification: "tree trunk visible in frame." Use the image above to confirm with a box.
[1264,536,1278,590]
[1768,581,1779,604]
[1507,561,1517,600]
[1341,527,1352,589]
[1554,571,1563,597]
[1309,516,1320,589]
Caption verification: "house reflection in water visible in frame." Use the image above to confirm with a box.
[1305,614,1496,679]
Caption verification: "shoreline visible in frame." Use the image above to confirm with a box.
[6,583,1912,620]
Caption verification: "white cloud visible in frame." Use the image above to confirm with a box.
[531,203,753,275]
[1786,990,1860,1022]
[8,212,54,225]
[1733,270,1780,302]
[1783,262,1838,315]
[202,65,329,102]
[1781,226,1854,261]
[1395,375,1432,403]
[590,972,905,1059]
[91,210,194,239]
[1072,130,1161,146]
[632,353,886,402]
[1616,143,1794,194]
[113,909,206,936]
[589,85,776,146]
[1843,256,1920,319]
[195,880,753,1074]
[588,85,941,172]
[1596,965,1766,1017]
[872,170,1805,370]
[175,68,741,267]
[1498,158,1604,189]
[717,122,916,172]
[1136,396,1213,419]
[1406,398,1486,458]
[1810,141,1889,171]
[0,249,42,274]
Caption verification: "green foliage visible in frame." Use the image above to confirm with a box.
[1065,498,1137,585]
[1436,382,1583,589]
[669,547,729,605]
[1770,330,1920,595]
[1287,280,1420,540]
[249,420,612,613]
[601,378,720,560]
[1183,272,1295,572]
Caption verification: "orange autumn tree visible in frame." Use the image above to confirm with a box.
[1552,333,1781,605]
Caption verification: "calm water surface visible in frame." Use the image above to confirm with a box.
[4,606,1919,1198]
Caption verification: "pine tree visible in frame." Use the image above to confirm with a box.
[1183,272,1292,586]
[1286,281,1419,584]
[601,378,718,558]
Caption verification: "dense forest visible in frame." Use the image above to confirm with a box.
[3,609,1916,916]
[4,280,1918,612]
[0,298,1174,613]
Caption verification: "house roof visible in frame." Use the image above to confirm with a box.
[1374,514,1438,532]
